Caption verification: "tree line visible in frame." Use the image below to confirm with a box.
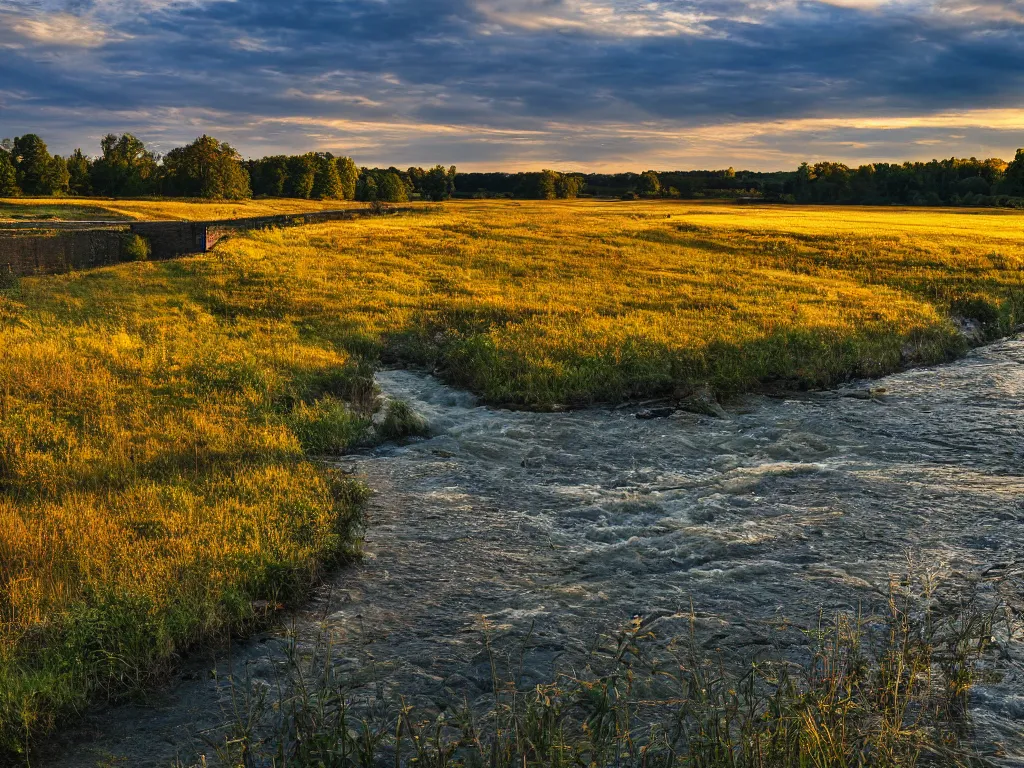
[3,131,1024,207]
[455,157,1024,207]
[0,133,458,203]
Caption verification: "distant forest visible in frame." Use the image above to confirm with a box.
[3,132,1024,207]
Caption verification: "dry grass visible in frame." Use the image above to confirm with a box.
[0,199,1021,759]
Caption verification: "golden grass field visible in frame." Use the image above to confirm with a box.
[0,198,1022,755]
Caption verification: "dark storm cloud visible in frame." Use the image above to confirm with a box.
[1,0,1023,168]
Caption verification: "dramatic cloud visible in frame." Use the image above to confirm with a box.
[474,0,723,37]
[1,0,1022,169]
[0,12,122,47]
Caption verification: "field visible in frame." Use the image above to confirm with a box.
[1,199,1022,757]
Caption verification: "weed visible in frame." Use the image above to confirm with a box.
[194,573,999,768]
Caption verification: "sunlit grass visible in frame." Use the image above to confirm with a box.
[1,199,1022,758]
[0,257,372,756]
[212,199,1022,404]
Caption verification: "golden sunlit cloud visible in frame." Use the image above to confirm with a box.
[475,0,721,37]
[1,12,124,48]
[262,115,551,138]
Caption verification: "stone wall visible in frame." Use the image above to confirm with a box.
[201,209,364,250]
[1,208,378,277]
[0,230,133,276]
[127,221,208,261]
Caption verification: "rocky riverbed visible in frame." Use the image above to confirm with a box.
[43,338,1024,767]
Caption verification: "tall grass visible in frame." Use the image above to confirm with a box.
[1,199,1021,758]
[198,574,998,767]
[0,256,373,757]
[220,200,1023,405]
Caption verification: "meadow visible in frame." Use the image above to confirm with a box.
[217,199,1022,405]
[1,199,1022,758]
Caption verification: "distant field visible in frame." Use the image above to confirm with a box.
[217,199,1021,404]
[0,197,359,222]
[1,199,1022,755]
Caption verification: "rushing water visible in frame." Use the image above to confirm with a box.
[46,338,1024,767]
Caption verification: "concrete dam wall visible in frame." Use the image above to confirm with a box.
[0,209,368,277]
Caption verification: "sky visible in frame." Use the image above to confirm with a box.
[1,0,1023,171]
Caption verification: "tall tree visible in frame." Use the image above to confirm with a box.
[311,153,343,199]
[517,170,559,200]
[67,149,92,196]
[356,172,379,202]
[337,156,359,200]
[11,134,62,195]
[285,155,317,199]
[638,170,661,196]
[91,134,159,196]
[162,135,251,199]
[377,171,409,202]
[249,156,289,197]
[555,173,584,199]
[0,144,19,196]
[406,166,427,197]
[421,164,457,201]
[44,155,70,196]
[1000,149,1024,197]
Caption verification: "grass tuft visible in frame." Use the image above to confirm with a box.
[377,399,430,442]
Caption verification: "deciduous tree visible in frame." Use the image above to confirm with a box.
[91,134,159,196]
[377,171,409,202]
[67,149,92,196]
[286,155,317,199]
[638,170,661,196]
[337,156,359,200]
[162,135,251,199]
[0,144,19,196]
[11,134,65,195]
[555,173,584,199]
[422,164,457,201]
[1000,149,1024,197]
[311,153,343,199]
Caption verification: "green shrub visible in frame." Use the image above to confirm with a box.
[121,233,151,261]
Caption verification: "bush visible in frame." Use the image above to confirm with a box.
[121,233,151,261]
